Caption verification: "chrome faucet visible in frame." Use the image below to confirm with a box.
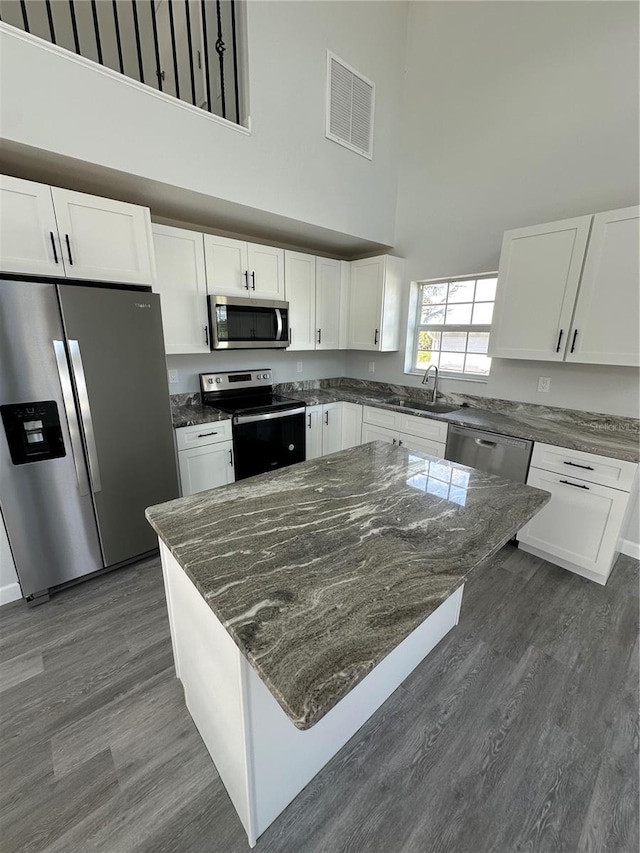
[422,363,439,403]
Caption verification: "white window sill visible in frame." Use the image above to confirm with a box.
[405,370,490,384]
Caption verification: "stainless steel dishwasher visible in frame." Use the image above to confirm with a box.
[444,425,533,483]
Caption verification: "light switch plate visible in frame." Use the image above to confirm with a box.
[537,376,551,392]
[168,369,179,385]
[296,361,304,373]
[369,361,375,373]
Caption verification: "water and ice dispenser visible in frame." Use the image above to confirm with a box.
[1,401,66,465]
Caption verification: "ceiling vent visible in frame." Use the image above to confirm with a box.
[326,52,375,160]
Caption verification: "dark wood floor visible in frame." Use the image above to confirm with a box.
[1,545,637,853]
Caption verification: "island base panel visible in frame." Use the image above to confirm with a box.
[159,541,464,847]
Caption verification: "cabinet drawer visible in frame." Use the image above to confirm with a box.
[530,443,637,492]
[362,423,397,445]
[362,405,400,431]
[175,419,232,451]
[399,434,446,458]
[398,413,448,444]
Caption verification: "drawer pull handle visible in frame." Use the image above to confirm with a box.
[307,413,312,428]
[560,479,589,490]
[555,328,563,352]
[197,431,218,437]
[570,329,578,353]
[228,449,233,465]
[563,460,594,471]
[374,328,379,345]
[324,411,329,425]
[398,439,403,446]
[475,438,497,448]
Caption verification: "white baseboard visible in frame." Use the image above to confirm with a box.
[0,582,22,606]
[620,539,640,560]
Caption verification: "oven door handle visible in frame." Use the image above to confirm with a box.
[233,407,306,426]
[275,308,284,341]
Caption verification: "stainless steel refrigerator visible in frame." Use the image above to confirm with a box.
[0,277,179,603]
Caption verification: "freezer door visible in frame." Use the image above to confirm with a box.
[0,279,103,597]
[58,285,179,565]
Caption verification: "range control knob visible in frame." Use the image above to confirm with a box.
[257,373,263,379]
[207,378,214,384]
[215,377,222,384]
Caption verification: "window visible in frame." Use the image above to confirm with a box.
[410,274,497,379]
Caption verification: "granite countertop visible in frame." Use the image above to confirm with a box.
[146,442,549,730]
[170,381,639,463]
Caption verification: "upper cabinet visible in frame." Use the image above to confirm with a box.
[204,235,285,301]
[285,253,347,352]
[315,257,345,350]
[489,206,639,367]
[0,175,155,285]
[151,224,210,354]
[565,207,639,367]
[348,255,404,351]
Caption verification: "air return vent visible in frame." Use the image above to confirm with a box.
[326,52,375,159]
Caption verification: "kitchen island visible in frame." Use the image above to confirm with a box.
[146,442,549,846]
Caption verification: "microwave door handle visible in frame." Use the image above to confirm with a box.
[68,340,102,493]
[53,340,91,496]
[275,308,283,341]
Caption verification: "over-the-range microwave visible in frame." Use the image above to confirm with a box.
[207,295,290,349]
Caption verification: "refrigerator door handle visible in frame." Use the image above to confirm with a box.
[53,340,91,497]
[68,340,103,493]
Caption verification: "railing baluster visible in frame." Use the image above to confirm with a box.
[150,0,163,91]
[168,0,180,99]
[112,0,125,74]
[201,0,213,112]
[90,0,103,65]
[131,0,145,84]
[68,0,80,53]
[19,0,29,33]
[214,0,226,119]
[45,0,56,44]
[184,0,198,106]
[230,0,240,124]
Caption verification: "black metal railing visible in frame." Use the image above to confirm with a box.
[0,0,243,125]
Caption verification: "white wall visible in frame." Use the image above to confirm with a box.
[347,0,639,419]
[0,1,408,247]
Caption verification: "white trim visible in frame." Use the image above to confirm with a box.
[620,539,640,560]
[0,582,22,606]
[325,50,375,160]
[518,542,609,586]
[0,22,251,136]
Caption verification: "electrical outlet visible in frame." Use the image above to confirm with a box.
[537,376,551,393]
[368,361,375,373]
[168,369,179,385]
[296,361,304,373]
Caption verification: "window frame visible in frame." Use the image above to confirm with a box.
[405,272,498,382]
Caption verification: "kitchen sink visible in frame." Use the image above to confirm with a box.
[382,398,460,415]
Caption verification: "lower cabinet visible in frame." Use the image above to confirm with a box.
[341,402,364,449]
[517,443,638,584]
[305,402,362,459]
[175,421,235,496]
[361,406,448,459]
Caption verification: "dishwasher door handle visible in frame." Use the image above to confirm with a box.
[475,438,498,448]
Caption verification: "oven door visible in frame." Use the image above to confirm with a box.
[210,296,289,349]
[233,409,306,480]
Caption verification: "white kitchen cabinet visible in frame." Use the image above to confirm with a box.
[0,176,155,285]
[315,257,343,350]
[0,175,62,276]
[399,433,446,458]
[305,405,323,460]
[565,206,639,367]
[204,235,285,301]
[489,216,592,361]
[322,402,343,456]
[518,442,638,585]
[362,423,397,445]
[347,256,404,351]
[362,406,449,445]
[152,224,210,354]
[50,187,155,285]
[176,421,235,496]
[285,251,316,351]
[341,402,363,449]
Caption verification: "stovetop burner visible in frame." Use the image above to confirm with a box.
[199,369,303,417]
[209,393,303,416]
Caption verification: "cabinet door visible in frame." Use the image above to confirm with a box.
[517,467,629,579]
[247,243,285,300]
[322,403,343,456]
[0,176,63,276]
[361,424,398,445]
[178,442,234,496]
[489,216,592,361]
[316,257,342,350]
[51,188,155,285]
[305,406,323,460]
[152,225,210,354]
[566,206,640,367]
[399,433,446,459]
[285,251,316,351]
[341,402,363,449]
[204,235,249,296]
[348,257,384,350]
